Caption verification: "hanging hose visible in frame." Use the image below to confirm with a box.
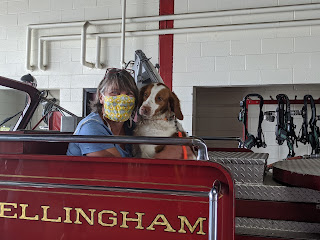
[42,98,58,125]
[275,94,297,158]
[238,94,266,149]
[298,95,320,154]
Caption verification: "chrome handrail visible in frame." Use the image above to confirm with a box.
[199,136,243,143]
[0,180,209,197]
[0,180,218,240]
[209,187,218,240]
[0,134,209,160]
[199,136,243,148]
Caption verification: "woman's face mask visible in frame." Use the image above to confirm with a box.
[102,94,135,122]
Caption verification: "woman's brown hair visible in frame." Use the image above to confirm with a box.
[90,68,139,115]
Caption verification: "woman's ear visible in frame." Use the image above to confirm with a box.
[169,91,183,120]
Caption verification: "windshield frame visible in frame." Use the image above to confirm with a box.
[0,75,41,131]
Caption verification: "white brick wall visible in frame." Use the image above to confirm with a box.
[278,53,311,68]
[0,14,17,26]
[0,0,320,162]
[216,56,245,71]
[246,54,277,70]
[51,0,73,11]
[8,1,29,14]
[188,0,217,12]
[202,41,230,57]
[186,57,215,72]
[0,2,8,15]
[295,36,320,52]
[29,0,50,12]
[260,69,293,84]
[217,0,277,10]
[175,43,201,57]
[229,70,260,85]
[231,39,261,55]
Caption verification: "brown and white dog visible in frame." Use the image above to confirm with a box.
[133,83,195,159]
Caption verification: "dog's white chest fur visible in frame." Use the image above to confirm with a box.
[134,119,183,158]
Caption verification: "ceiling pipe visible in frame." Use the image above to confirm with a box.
[31,3,320,27]
[29,21,86,29]
[27,3,320,70]
[27,22,86,71]
[81,21,95,68]
[37,18,320,71]
[26,27,33,71]
[38,39,46,71]
[38,35,81,70]
[95,36,103,69]
[94,18,320,36]
[120,0,127,69]
[41,35,81,41]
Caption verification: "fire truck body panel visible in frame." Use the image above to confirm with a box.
[0,146,234,240]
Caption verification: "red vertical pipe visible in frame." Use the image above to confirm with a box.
[159,0,174,89]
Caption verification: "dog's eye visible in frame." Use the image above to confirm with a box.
[144,93,148,97]
[157,96,163,101]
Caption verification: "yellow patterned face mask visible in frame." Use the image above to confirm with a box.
[103,94,135,122]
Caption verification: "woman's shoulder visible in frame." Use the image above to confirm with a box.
[79,112,103,125]
[75,112,111,135]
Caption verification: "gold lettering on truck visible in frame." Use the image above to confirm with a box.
[178,216,206,235]
[19,204,39,221]
[98,210,117,227]
[0,202,17,219]
[120,211,144,229]
[146,214,176,232]
[0,202,207,235]
[63,207,73,223]
[41,206,62,223]
[74,208,96,225]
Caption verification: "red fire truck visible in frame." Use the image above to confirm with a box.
[0,75,319,240]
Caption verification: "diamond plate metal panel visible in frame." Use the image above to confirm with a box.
[273,158,320,176]
[236,173,320,203]
[236,183,320,203]
[236,217,320,234]
[209,151,268,183]
[236,226,320,239]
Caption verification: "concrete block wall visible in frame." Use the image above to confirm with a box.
[0,0,320,162]
[0,0,159,118]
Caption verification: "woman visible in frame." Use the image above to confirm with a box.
[67,68,194,159]
[67,68,138,157]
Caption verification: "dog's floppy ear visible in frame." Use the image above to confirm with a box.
[169,91,183,120]
[138,85,148,108]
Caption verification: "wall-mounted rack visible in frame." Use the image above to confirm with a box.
[246,98,320,105]
[241,96,320,156]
